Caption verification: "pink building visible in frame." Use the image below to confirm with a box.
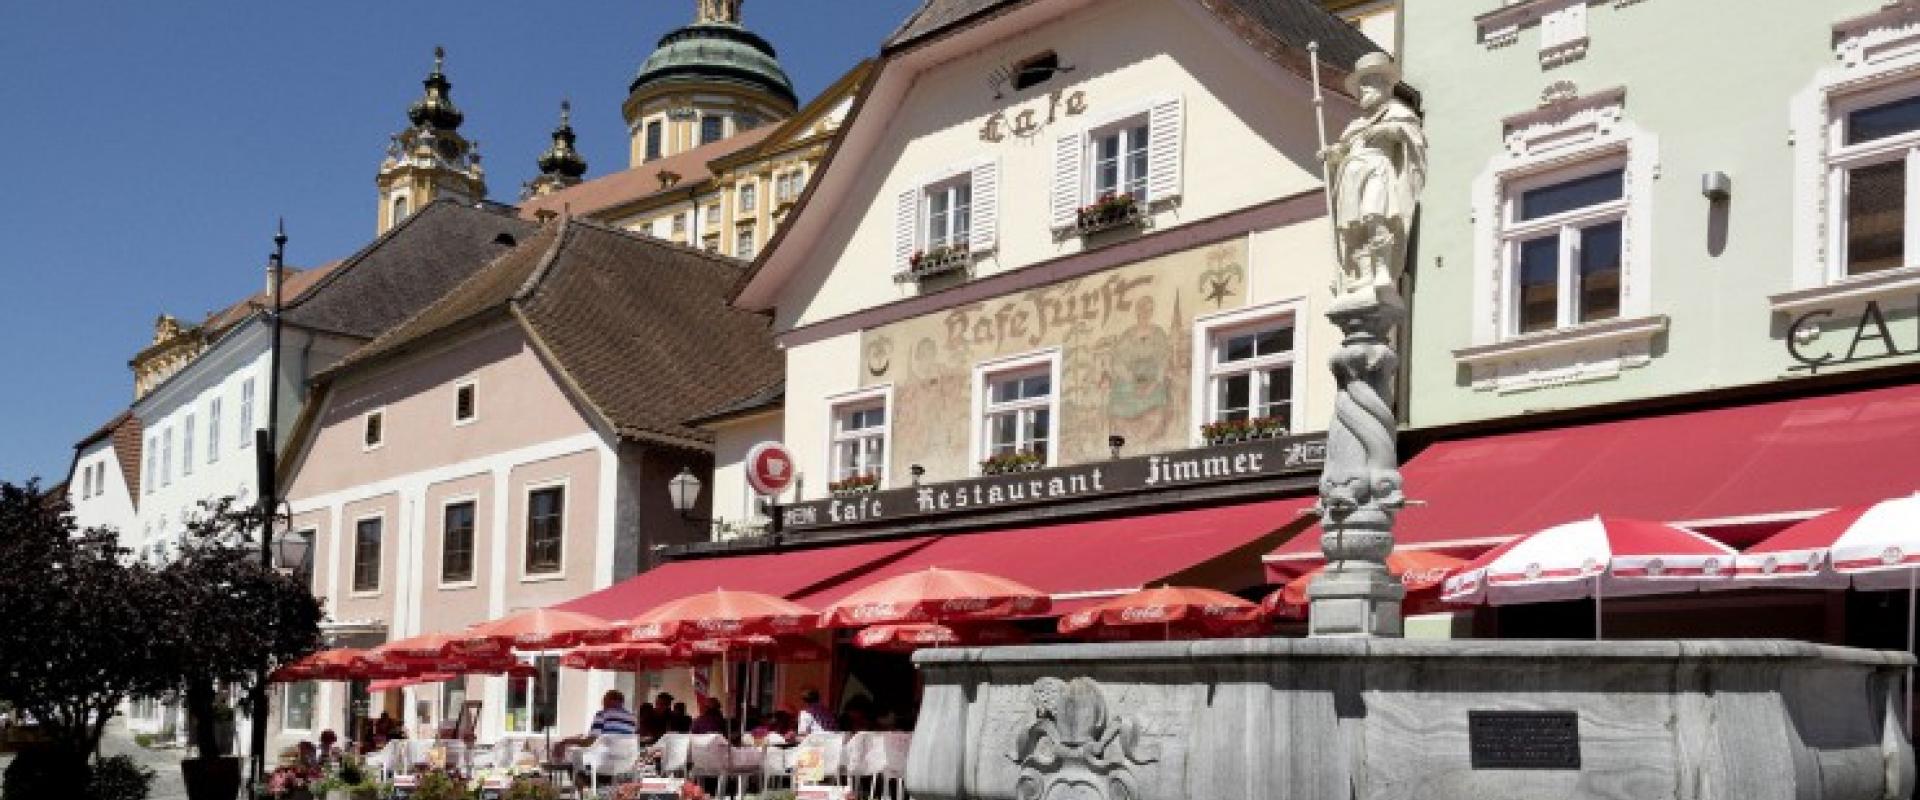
[275,217,780,750]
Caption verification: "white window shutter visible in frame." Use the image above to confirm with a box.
[1050,131,1085,231]
[970,158,999,253]
[1147,96,1185,204]
[894,187,919,271]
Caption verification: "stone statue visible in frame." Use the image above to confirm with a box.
[1320,52,1427,306]
[1306,51,1426,638]
[697,0,742,24]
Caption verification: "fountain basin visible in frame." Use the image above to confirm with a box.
[906,637,1914,800]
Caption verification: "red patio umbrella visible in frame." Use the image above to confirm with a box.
[374,631,506,663]
[560,643,681,672]
[853,622,1031,653]
[625,589,819,642]
[273,648,373,682]
[1057,586,1264,640]
[675,635,831,664]
[819,567,1051,627]
[1264,551,1469,620]
[1078,619,1271,641]
[461,608,619,651]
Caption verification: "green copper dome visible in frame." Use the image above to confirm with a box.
[630,22,797,108]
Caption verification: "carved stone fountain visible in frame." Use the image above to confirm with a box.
[902,52,1915,800]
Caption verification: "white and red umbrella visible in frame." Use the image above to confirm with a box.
[1057,586,1263,640]
[853,622,1031,653]
[818,568,1050,627]
[1441,516,1736,638]
[1265,550,1468,621]
[1733,494,1920,734]
[626,589,819,642]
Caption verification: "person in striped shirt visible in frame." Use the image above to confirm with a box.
[554,690,638,764]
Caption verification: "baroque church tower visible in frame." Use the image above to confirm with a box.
[376,47,487,233]
[622,0,797,166]
[522,101,588,201]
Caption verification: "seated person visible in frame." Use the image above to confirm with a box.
[669,702,693,733]
[551,690,638,761]
[689,698,728,735]
[317,730,340,764]
[770,708,798,740]
[796,690,836,736]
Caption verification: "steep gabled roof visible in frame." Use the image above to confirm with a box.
[281,198,536,339]
[324,218,782,449]
[73,410,143,505]
[686,380,785,428]
[734,0,1382,312]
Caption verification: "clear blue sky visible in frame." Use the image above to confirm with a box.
[0,0,921,484]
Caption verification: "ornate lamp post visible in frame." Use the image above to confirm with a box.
[1305,49,1428,638]
[669,468,703,519]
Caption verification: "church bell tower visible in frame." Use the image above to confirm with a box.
[376,47,487,233]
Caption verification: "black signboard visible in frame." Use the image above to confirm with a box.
[1468,710,1581,770]
[779,433,1327,533]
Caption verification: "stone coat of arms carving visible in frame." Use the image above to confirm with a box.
[1006,677,1158,800]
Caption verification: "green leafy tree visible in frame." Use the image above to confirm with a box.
[0,481,170,790]
[149,497,325,759]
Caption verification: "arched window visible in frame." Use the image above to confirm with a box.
[392,195,411,225]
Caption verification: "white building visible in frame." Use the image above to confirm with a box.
[66,412,141,551]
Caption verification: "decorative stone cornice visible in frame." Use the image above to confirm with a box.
[1835,1,1920,70]
[1453,314,1668,394]
[1476,0,1650,67]
[1501,86,1628,160]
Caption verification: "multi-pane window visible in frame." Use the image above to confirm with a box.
[926,180,972,250]
[831,403,887,484]
[352,517,382,593]
[983,369,1053,463]
[144,438,157,495]
[283,682,316,731]
[525,487,564,575]
[442,501,476,584]
[1504,167,1625,335]
[1209,322,1296,429]
[1092,121,1151,202]
[363,411,384,449]
[645,121,663,161]
[736,227,757,260]
[392,196,410,225]
[739,183,758,214]
[776,170,806,204]
[672,213,687,235]
[160,428,172,488]
[239,379,255,449]
[207,397,221,463]
[701,115,725,145]
[505,655,560,732]
[455,383,476,424]
[181,414,195,477]
[1835,93,1920,277]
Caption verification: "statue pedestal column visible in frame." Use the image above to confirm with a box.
[1309,289,1407,638]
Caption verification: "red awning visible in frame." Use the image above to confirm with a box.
[554,537,934,619]
[1266,381,1920,581]
[797,498,1312,613]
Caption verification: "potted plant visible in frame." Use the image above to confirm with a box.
[1251,416,1288,440]
[411,769,468,800]
[313,755,381,800]
[979,450,1044,475]
[829,473,881,496]
[504,776,562,800]
[265,764,321,800]
[1074,192,1143,235]
[902,241,974,282]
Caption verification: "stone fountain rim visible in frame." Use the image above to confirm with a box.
[910,637,1915,669]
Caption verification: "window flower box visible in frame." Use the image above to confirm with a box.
[979,451,1044,476]
[895,242,974,283]
[1073,193,1146,237]
[829,474,881,496]
[1200,417,1288,446]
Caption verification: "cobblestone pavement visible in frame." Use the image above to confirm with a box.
[0,718,189,800]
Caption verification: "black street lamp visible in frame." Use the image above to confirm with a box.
[273,528,312,577]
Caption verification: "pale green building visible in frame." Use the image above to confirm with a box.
[1400,0,1920,429]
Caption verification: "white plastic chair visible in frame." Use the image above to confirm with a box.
[687,734,735,797]
[585,734,643,793]
[870,733,911,800]
[758,745,794,794]
[657,733,693,778]
[797,733,848,787]
[845,732,879,795]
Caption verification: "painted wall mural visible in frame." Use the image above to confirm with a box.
[862,241,1247,481]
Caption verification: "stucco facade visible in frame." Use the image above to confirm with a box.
[1401,0,1918,429]
[282,323,620,748]
[730,0,1370,520]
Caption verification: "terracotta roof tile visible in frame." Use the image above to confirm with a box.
[516,127,776,221]
[75,410,143,504]
[327,218,782,448]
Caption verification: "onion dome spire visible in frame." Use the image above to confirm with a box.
[537,100,588,180]
[407,46,465,131]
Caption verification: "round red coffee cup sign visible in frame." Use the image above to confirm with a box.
[746,441,797,496]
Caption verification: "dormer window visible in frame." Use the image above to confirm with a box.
[1013,52,1061,92]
